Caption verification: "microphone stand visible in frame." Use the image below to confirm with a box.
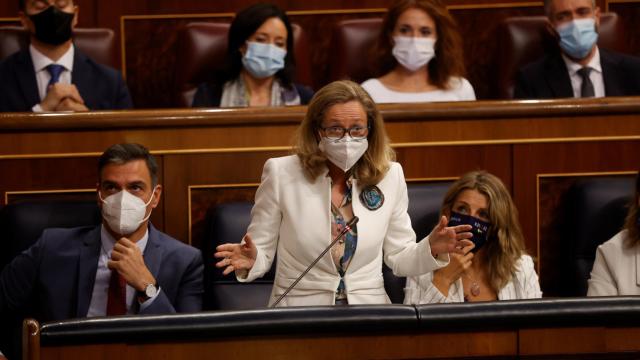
[270,216,359,308]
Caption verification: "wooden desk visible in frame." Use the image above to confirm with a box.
[2,97,640,296]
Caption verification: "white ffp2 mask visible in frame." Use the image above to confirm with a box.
[319,137,368,172]
[392,36,436,72]
[99,189,155,236]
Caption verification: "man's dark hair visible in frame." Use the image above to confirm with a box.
[98,143,158,186]
[18,0,25,11]
[219,3,296,86]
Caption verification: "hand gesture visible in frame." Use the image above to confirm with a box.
[432,241,475,295]
[428,215,473,256]
[214,233,257,276]
[40,84,87,111]
[108,237,156,291]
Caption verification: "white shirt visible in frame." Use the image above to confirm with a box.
[562,46,605,98]
[29,44,74,112]
[86,225,160,316]
[361,77,476,104]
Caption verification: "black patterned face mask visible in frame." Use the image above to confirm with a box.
[29,6,74,46]
[448,211,491,253]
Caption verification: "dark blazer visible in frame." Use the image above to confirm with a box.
[513,48,640,99]
[0,47,133,112]
[192,80,314,107]
[0,224,203,321]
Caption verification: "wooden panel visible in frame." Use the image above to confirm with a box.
[608,2,640,57]
[519,327,640,356]
[513,141,640,296]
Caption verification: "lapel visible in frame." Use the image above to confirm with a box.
[143,224,165,283]
[545,54,574,98]
[71,47,94,107]
[600,49,623,97]
[15,50,41,106]
[76,226,102,317]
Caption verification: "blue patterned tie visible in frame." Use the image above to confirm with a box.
[46,64,65,88]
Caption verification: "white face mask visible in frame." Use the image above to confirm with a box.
[319,137,368,172]
[392,36,436,72]
[99,188,155,236]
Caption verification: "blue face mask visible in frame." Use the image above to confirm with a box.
[448,211,491,253]
[556,18,599,60]
[241,41,286,79]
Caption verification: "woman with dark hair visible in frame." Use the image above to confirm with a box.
[192,3,313,107]
[588,172,640,296]
[361,0,475,103]
[404,171,541,303]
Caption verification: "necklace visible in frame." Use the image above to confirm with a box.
[463,272,481,301]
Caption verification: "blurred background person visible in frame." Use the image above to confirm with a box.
[404,171,541,303]
[214,80,471,307]
[514,0,640,99]
[361,0,475,103]
[588,170,640,296]
[192,3,313,108]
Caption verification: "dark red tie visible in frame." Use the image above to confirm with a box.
[106,270,127,316]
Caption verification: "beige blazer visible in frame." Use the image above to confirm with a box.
[238,155,447,307]
[588,230,640,296]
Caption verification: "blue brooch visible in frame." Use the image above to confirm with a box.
[360,185,384,211]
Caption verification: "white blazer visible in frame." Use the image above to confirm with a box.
[238,155,447,307]
[588,230,640,296]
[403,254,542,303]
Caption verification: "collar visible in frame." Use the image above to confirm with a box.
[29,43,75,73]
[562,46,602,75]
[100,223,149,257]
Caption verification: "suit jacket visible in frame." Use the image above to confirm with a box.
[587,230,640,296]
[0,223,203,321]
[0,47,133,112]
[239,155,447,307]
[404,254,542,304]
[513,48,640,99]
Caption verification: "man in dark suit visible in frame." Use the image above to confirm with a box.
[0,0,132,112]
[0,143,203,358]
[514,0,640,99]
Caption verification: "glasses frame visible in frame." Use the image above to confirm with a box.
[320,125,371,141]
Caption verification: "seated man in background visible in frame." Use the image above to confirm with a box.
[0,143,203,358]
[514,0,640,99]
[0,0,132,112]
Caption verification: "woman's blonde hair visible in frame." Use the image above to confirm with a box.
[293,80,395,186]
[623,172,640,248]
[440,171,527,292]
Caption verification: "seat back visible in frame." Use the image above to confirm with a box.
[0,26,117,68]
[327,18,383,84]
[203,201,274,310]
[173,22,313,107]
[492,13,627,99]
[383,181,453,303]
[0,200,102,271]
[564,176,634,296]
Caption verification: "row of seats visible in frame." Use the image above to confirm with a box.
[0,177,632,310]
[0,13,628,104]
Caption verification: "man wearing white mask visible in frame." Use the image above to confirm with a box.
[0,143,202,357]
[514,0,640,99]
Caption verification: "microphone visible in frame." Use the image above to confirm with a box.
[271,216,359,308]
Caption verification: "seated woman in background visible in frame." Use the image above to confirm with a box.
[588,171,640,296]
[192,3,313,107]
[362,0,475,103]
[404,171,541,303]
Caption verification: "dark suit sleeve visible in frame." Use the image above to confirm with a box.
[139,250,203,314]
[192,83,222,108]
[114,71,133,109]
[295,84,314,105]
[513,69,533,99]
[0,235,43,316]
